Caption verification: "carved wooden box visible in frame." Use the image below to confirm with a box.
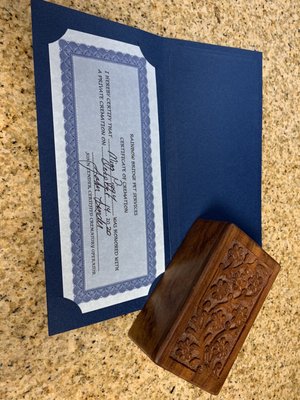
[128,219,280,395]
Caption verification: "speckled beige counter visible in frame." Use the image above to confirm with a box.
[0,1,299,399]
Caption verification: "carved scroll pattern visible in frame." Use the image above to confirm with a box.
[170,242,272,377]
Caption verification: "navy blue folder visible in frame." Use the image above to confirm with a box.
[31,0,262,334]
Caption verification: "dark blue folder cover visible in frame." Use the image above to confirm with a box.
[31,0,262,334]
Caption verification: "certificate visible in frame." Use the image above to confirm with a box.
[49,30,164,313]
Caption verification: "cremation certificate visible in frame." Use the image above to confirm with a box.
[49,29,164,313]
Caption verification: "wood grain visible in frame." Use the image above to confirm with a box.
[128,219,280,395]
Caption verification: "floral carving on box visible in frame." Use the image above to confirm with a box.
[170,241,272,377]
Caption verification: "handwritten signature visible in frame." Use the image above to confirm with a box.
[79,151,122,235]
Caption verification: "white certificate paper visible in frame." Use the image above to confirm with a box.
[49,30,164,313]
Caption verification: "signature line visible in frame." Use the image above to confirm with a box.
[107,139,114,216]
[92,152,101,272]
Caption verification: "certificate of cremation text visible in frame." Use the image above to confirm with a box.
[49,29,164,313]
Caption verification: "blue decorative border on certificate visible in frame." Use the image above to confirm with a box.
[59,39,156,303]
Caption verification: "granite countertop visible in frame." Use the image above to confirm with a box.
[0,1,299,399]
